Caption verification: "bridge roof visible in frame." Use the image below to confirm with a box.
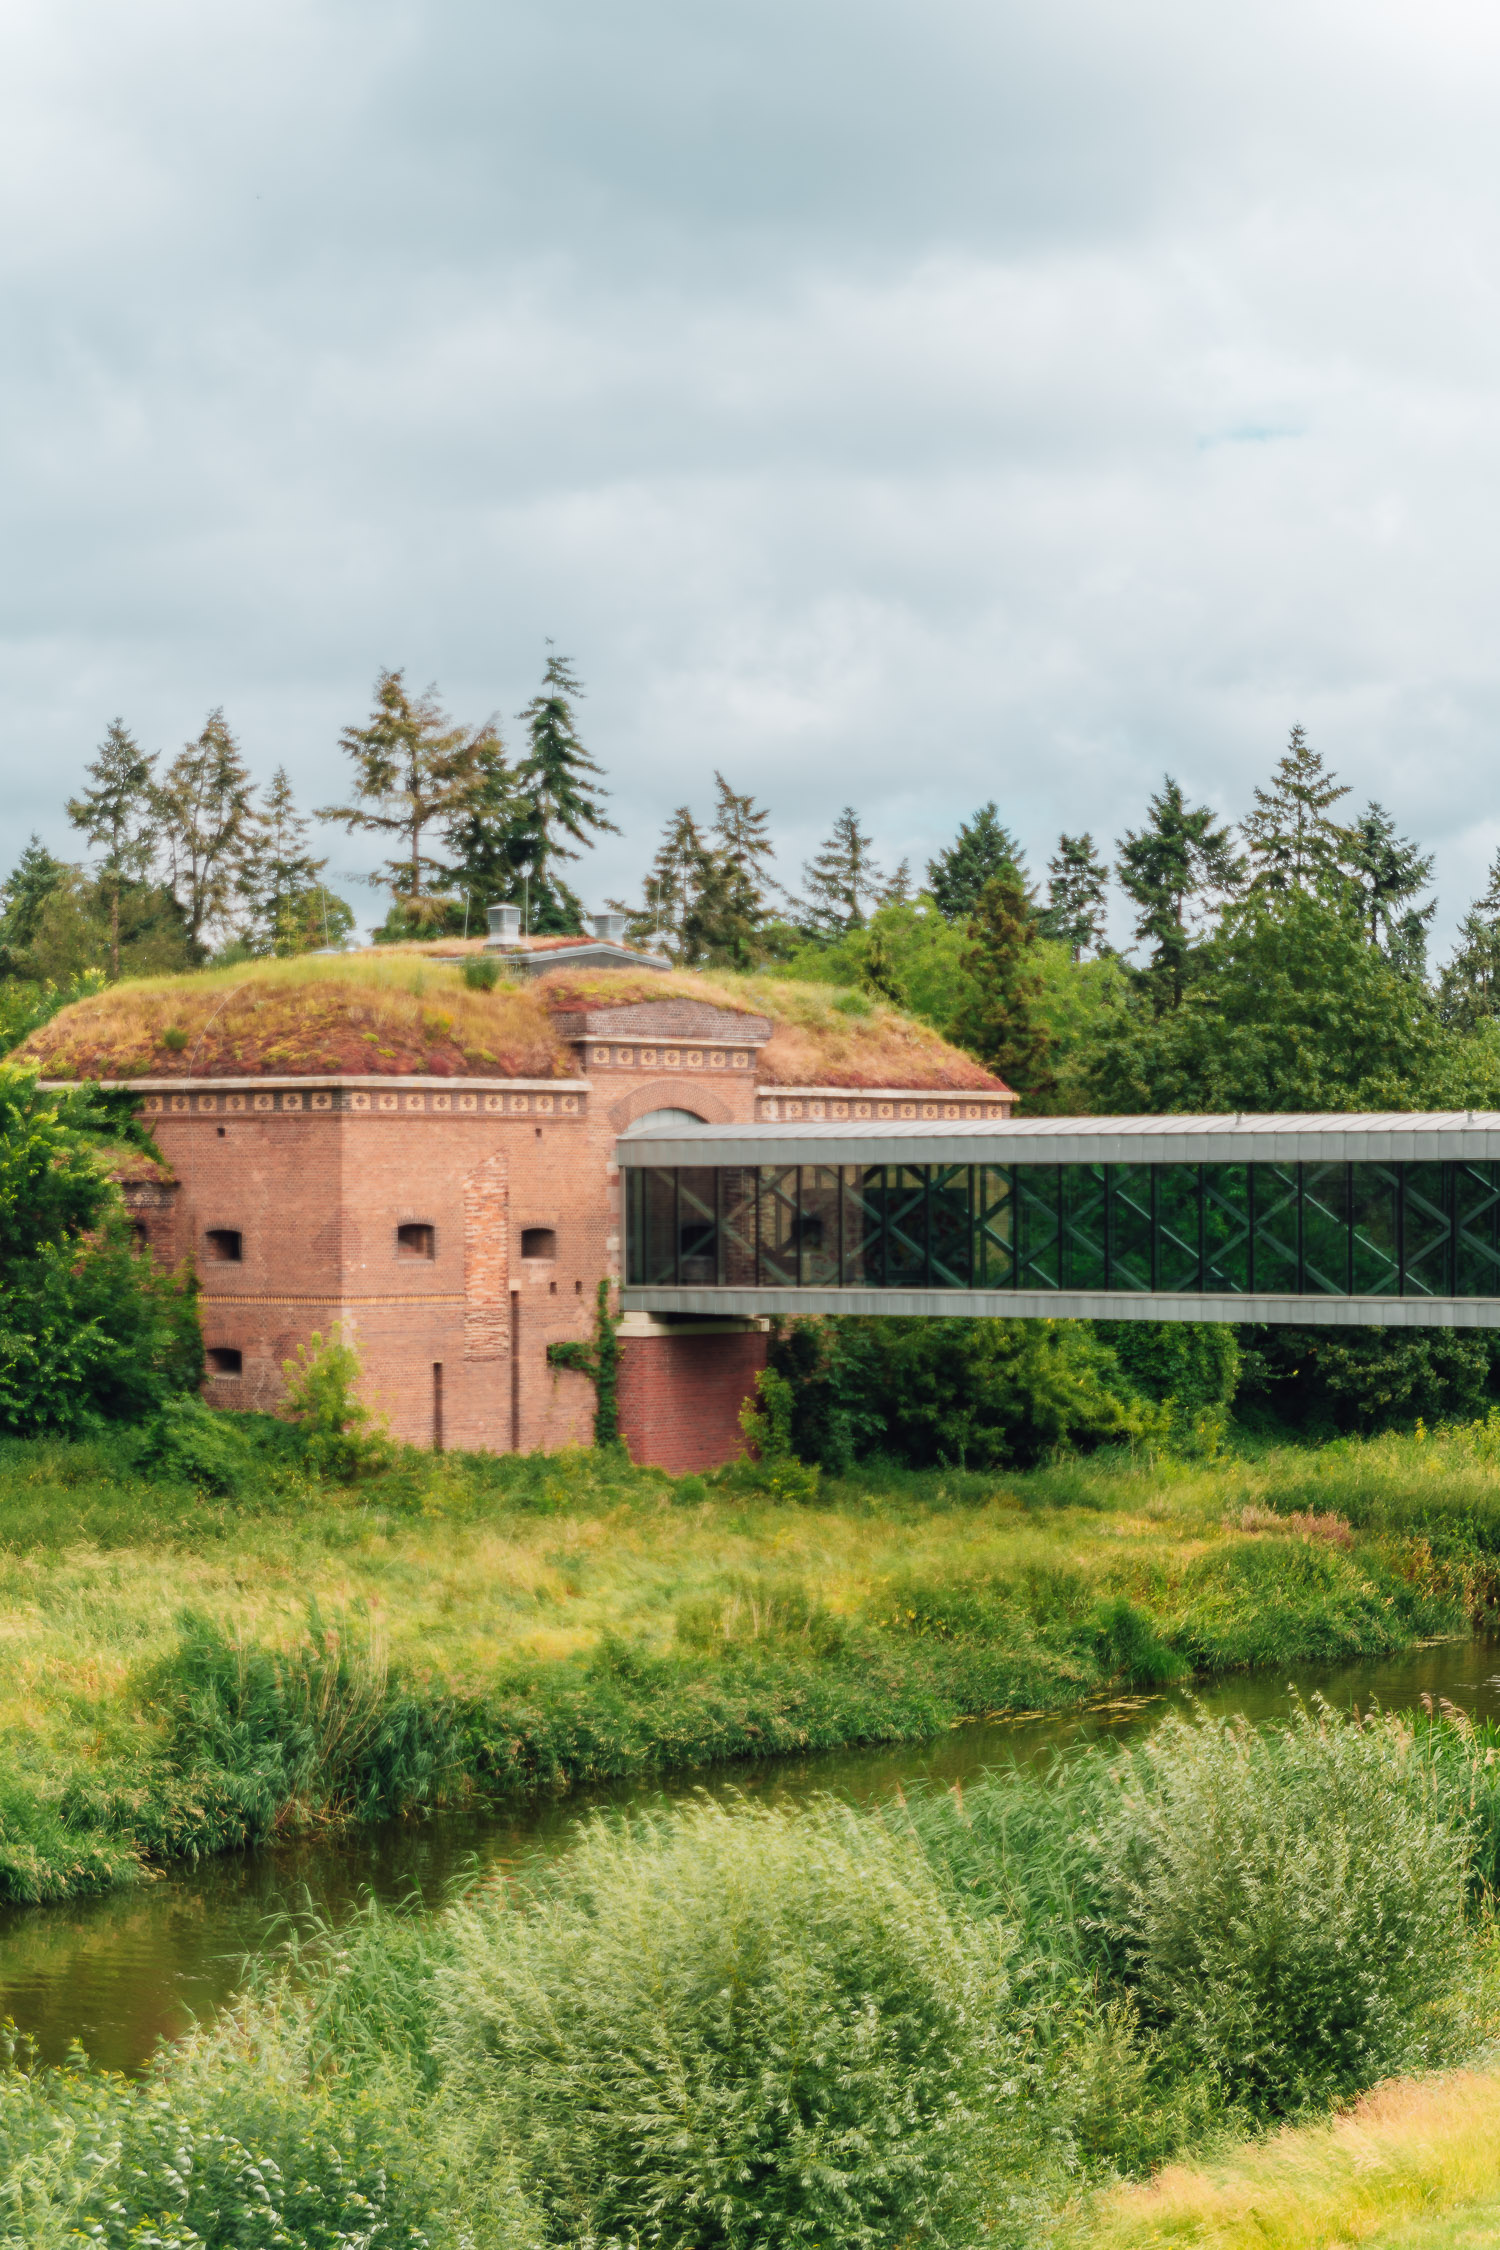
[616,1110,1500,1167]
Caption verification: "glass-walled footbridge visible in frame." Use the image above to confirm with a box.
[618,1113,1500,1327]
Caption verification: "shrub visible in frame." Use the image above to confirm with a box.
[1237,1322,1495,1435]
[131,1394,260,1495]
[436,1795,1060,2248]
[1094,1318,1241,1415]
[280,1327,392,1480]
[463,954,502,991]
[1086,1703,1470,2114]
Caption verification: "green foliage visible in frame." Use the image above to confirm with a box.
[952,871,1056,1099]
[1096,1319,1241,1414]
[545,1281,622,1446]
[463,952,502,990]
[131,1393,266,1495]
[824,1314,1144,1469]
[1237,1322,1495,1435]
[735,1362,823,1499]
[1088,885,1450,1113]
[514,649,617,932]
[1116,774,1243,1013]
[0,1068,201,1436]
[800,802,886,935]
[437,1794,1057,2249]
[926,801,1031,921]
[1088,1703,1470,2113]
[280,1328,393,1480]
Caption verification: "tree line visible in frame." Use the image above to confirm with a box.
[7,665,1500,1114]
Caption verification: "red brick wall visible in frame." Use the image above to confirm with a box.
[616,1328,768,1475]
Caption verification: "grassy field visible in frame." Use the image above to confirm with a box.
[2,1416,1499,1903]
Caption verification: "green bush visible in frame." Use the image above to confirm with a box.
[436,1794,1060,2249]
[1237,1322,1496,1435]
[131,1394,262,1495]
[1087,1703,1470,2114]
[1094,1318,1240,1414]
[280,1328,392,1480]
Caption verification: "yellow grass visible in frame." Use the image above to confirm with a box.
[1069,2069,1500,2249]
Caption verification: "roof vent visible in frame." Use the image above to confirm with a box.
[590,910,629,943]
[486,903,522,944]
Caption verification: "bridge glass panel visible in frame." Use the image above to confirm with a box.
[973,1166,1013,1287]
[799,1166,842,1287]
[1402,1165,1452,1297]
[884,1166,930,1287]
[1253,1164,1300,1293]
[630,1167,679,1287]
[677,1168,720,1285]
[1350,1164,1400,1295]
[1301,1162,1349,1296]
[1456,1162,1500,1297]
[1061,1163,1106,1291]
[841,1165,883,1285]
[1203,1163,1251,1292]
[757,1166,800,1286]
[930,1165,974,1288]
[1112,1163,1153,1291]
[625,1156,1500,1304]
[1157,1165,1202,1292]
[1015,1165,1061,1288]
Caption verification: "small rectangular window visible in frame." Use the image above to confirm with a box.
[206,1346,242,1376]
[521,1227,556,1260]
[205,1229,242,1263]
[397,1223,436,1259]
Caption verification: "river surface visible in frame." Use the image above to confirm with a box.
[3,1636,1495,2074]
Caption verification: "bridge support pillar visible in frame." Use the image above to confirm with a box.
[615,1314,768,1475]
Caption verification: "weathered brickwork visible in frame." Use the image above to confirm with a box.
[615,1328,770,1475]
[102,994,1009,1470]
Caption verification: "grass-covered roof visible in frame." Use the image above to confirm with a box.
[17,951,1006,1093]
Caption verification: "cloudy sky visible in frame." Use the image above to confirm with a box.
[6,0,1500,946]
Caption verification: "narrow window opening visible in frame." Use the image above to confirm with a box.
[575,1277,582,1293]
[521,1227,557,1260]
[130,1219,150,1249]
[432,1361,444,1452]
[205,1229,242,1263]
[549,1278,557,1293]
[206,1346,242,1377]
[397,1223,436,1259]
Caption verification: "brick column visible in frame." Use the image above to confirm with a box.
[616,1327,768,1474]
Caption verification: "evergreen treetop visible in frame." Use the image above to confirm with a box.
[515,650,618,930]
[320,670,486,926]
[1116,776,1243,1013]
[950,871,1055,1103]
[157,710,258,958]
[801,806,884,935]
[1041,832,1109,959]
[1346,801,1435,976]
[66,719,160,979]
[1241,726,1352,893]
[926,804,1029,923]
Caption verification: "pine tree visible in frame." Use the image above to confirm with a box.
[319,670,486,928]
[926,805,1029,922]
[611,806,709,958]
[442,725,533,931]
[65,718,158,978]
[1117,776,1243,1013]
[1041,832,1109,958]
[1438,851,1500,1029]
[0,836,68,978]
[801,806,883,935]
[238,767,352,956]
[1346,802,1435,974]
[157,711,258,957]
[1241,726,1352,893]
[879,858,914,907]
[514,651,618,933]
[951,873,1054,1101]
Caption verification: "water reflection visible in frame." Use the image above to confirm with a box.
[2,1635,1491,2075]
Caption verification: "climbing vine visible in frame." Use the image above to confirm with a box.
[547,1279,622,1446]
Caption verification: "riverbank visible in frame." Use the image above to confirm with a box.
[2,1418,1497,1905]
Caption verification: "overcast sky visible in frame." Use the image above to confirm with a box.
[6,0,1500,948]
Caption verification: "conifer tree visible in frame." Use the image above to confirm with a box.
[1241,726,1352,893]
[926,804,1029,922]
[1346,802,1435,975]
[1117,776,1243,1013]
[514,650,618,932]
[65,719,159,979]
[1438,851,1500,1029]
[442,726,532,931]
[319,671,484,928]
[951,872,1055,1102]
[801,806,884,935]
[239,767,352,955]
[1041,832,1109,958]
[612,806,708,958]
[0,836,68,978]
[156,711,258,958]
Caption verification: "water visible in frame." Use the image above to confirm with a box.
[2,1635,1493,2074]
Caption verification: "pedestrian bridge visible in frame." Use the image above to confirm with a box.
[617,1112,1500,1328]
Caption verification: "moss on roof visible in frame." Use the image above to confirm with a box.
[18,953,1006,1094]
